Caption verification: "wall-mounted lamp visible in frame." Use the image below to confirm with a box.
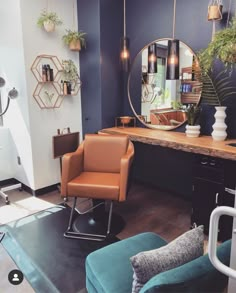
[0,77,18,117]
[120,0,130,72]
[166,0,179,80]
[207,0,223,40]
[148,43,157,73]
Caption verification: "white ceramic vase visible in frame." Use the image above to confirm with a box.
[211,106,227,141]
[43,20,55,32]
[185,125,201,138]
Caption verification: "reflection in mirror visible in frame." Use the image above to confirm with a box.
[128,38,202,130]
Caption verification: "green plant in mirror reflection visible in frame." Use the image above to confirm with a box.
[171,101,183,110]
[150,88,170,108]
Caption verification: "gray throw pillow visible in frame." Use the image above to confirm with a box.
[130,226,204,293]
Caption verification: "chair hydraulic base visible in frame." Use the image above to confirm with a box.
[0,183,22,205]
[64,198,125,241]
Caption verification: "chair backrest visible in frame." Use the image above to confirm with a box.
[83,134,129,173]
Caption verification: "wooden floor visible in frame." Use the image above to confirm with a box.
[0,181,192,292]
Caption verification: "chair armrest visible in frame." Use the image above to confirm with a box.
[119,141,135,201]
[140,240,231,293]
[61,143,84,196]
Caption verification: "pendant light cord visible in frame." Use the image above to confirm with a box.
[226,0,232,27]
[124,0,126,37]
[73,0,75,30]
[172,0,176,39]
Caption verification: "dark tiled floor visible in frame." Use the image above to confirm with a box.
[0,181,192,292]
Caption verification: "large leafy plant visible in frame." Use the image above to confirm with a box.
[194,66,236,106]
[198,17,236,72]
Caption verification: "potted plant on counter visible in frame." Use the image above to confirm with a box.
[37,10,63,32]
[185,104,201,138]
[62,29,86,51]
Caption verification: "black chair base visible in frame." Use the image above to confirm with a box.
[64,198,125,241]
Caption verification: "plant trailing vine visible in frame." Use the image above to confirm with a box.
[61,59,79,83]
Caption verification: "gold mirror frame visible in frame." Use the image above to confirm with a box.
[128,38,202,130]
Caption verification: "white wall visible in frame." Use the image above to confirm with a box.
[0,128,16,181]
[0,0,34,187]
[0,0,82,190]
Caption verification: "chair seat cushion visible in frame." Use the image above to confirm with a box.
[68,172,120,200]
[86,232,167,293]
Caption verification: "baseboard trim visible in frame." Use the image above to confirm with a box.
[0,178,59,196]
[0,178,19,187]
[22,183,60,196]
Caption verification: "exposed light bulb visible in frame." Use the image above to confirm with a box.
[121,48,129,59]
[148,54,157,63]
[169,54,178,65]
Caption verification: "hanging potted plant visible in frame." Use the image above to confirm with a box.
[198,16,236,72]
[62,29,86,51]
[185,104,201,138]
[37,9,63,32]
[207,0,223,21]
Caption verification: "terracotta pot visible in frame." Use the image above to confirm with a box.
[43,20,55,32]
[120,116,132,124]
[69,40,81,51]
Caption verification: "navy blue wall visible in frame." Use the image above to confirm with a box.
[125,0,236,137]
[77,0,123,136]
[77,0,236,198]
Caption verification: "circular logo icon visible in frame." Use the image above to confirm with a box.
[8,269,24,285]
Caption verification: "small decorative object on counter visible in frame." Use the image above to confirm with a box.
[212,106,227,141]
[185,104,201,138]
[115,116,136,128]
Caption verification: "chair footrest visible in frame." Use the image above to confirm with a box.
[64,230,108,241]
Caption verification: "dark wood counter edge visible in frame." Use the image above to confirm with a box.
[100,128,236,161]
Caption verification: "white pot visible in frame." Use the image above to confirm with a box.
[211,106,227,141]
[185,125,201,138]
[43,20,55,32]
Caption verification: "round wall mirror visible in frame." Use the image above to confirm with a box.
[128,38,202,130]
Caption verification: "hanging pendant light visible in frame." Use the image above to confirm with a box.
[148,43,157,73]
[166,0,179,80]
[120,0,130,71]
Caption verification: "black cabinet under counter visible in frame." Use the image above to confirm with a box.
[191,154,235,241]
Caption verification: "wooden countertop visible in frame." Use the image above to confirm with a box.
[100,127,236,161]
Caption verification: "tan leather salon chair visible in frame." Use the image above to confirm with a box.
[61,134,134,241]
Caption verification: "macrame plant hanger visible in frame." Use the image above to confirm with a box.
[208,0,223,40]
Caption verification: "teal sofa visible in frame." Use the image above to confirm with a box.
[86,232,231,293]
